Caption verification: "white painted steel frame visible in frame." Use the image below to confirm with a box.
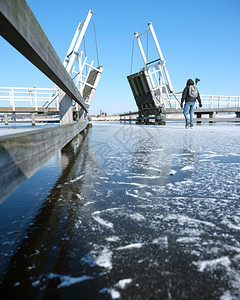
[63,10,103,107]
[0,89,239,111]
[164,94,240,109]
[134,22,174,106]
[0,87,59,111]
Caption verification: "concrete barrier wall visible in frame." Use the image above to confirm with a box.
[0,121,88,203]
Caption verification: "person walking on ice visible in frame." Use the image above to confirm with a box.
[181,79,202,128]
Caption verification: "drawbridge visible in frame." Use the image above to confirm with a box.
[127,22,174,125]
[127,22,240,125]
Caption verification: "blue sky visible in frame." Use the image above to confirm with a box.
[0,0,239,115]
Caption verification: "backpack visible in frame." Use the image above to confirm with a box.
[188,85,198,98]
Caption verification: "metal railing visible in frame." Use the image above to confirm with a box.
[0,87,59,111]
[164,94,240,109]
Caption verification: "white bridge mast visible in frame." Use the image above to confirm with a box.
[63,10,103,108]
[134,22,173,105]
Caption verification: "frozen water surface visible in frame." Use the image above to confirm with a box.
[0,122,240,299]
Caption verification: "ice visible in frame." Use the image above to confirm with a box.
[177,237,201,243]
[81,252,96,267]
[48,273,93,288]
[233,254,240,262]
[220,290,233,300]
[169,169,177,175]
[1,123,240,298]
[32,280,40,287]
[75,219,82,229]
[28,265,36,270]
[93,248,113,270]
[165,214,215,228]
[2,241,13,246]
[152,236,168,246]
[84,201,95,206]
[125,191,139,198]
[221,219,240,231]
[125,191,151,202]
[99,287,120,299]
[106,236,121,242]
[175,179,193,185]
[181,228,203,236]
[92,211,114,228]
[115,278,132,289]
[14,282,20,286]
[201,153,225,159]
[145,166,162,172]
[115,181,148,188]
[129,212,145,221]
[127,175,161,179]
[76,193,84,200]
[225,246,240,254]
[181,166,195,171]
[65,175,84,184]
[117,243,143,250]
[195,256,231,272]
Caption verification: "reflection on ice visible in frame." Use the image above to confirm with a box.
[48,273,93,288]
[116,243,143,250]
[92,211,114,228]
[194,256,231,272]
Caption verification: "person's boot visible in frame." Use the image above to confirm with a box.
[185,121,189,129]
[190,122,193,129]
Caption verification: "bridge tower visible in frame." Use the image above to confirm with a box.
[60,10,103,124]
[127,22,174,124]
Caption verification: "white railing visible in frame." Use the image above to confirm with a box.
[1,86,240,113]
[164,94,240,109]
[0,87,59,111]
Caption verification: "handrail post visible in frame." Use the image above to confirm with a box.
[227,96,230,107]
[29,90,33,106]
[34,88,38,111]
[210,96,213,108]
[9,88,12,108]
[129,111,132,124]
[4,113,8,125]
[32,113,36,126]
[48,92,51,107]
[56,89,59,111]
[10,88,15,111]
